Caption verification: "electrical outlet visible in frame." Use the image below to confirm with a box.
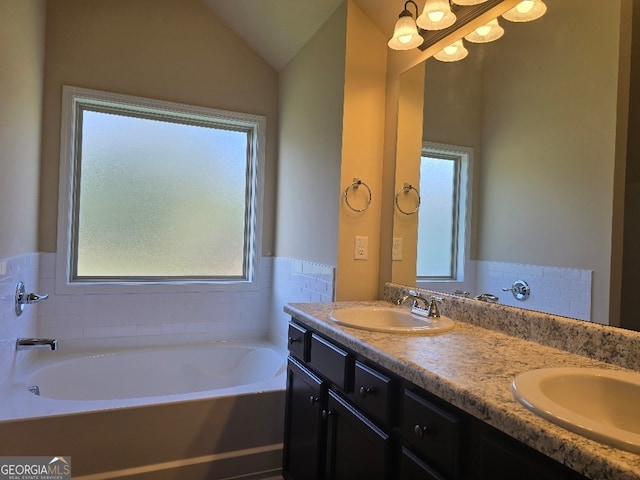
[354,236,368,260]
[392,238,403,261]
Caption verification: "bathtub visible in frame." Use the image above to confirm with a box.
[0,338,287,480]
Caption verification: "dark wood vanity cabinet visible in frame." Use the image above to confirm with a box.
[283,323,395,480]
[283,320,588,480]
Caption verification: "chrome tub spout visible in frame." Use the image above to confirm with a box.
[16,338,58,351]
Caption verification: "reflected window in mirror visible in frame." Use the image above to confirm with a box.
[417,142,472,283]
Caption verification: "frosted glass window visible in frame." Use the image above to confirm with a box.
[57,86,265,289]
[417,154,459,279]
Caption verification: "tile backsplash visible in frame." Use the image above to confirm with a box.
[269,257,335,347]
[474,261,592,321]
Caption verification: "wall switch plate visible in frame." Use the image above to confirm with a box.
[392,238,403,261]
[354,236,368,260]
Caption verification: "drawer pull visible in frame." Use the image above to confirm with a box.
[309,395,319,405]
[414,424,430,438]
[322,409,333,420]
[288,336,300,344]
[359,386,375,398]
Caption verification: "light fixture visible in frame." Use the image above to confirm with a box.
[434,39,468,62]
[502,0,547,22]
[417,0,457,31]
[464,18,504,43]
[452,0,488,5]
[388,0,424,50]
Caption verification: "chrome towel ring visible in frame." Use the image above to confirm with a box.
[395,183,421,215]
[344,178,372,213]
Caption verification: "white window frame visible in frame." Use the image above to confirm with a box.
[416,141,474,293]
[55,86,266,294]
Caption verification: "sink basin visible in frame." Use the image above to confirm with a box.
[512,367,640,452]
[328,307,455,335]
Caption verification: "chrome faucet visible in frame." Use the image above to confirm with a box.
[397,291,441,318]
[474,293,499,303]
[15,281,49,317]
[16,338,58,351]
[397,290,428,308]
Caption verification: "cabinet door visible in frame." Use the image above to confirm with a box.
[402,389,462,479]
[476,430,587,480]
[283,358,326,480]
[400,447,448,480]
[325,390,392,480]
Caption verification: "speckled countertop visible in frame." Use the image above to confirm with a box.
[284,292,640,480]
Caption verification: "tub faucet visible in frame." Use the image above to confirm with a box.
[15,281,49,317]
[16,338,58,351]
[474,293,499,303]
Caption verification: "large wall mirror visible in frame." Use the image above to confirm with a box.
[391,0,638,329]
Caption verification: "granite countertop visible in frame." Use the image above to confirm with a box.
[284,300,640,480]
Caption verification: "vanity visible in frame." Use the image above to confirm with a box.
[281,285,640,480]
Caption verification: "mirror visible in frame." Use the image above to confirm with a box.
[391,0,634,327]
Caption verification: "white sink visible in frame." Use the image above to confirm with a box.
[328,307,455,335]
[512,367,640,452]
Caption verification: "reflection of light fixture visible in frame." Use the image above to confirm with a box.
[464,18,504,43]
[502,0,547,22]
[434,39,468,62]
[452,0,488,5]
[417,0,457,31]
[388,0,424,50]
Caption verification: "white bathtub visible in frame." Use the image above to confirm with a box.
[0,339,287,480]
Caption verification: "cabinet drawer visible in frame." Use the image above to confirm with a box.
[349,360,393,424]
[309,333,352,391]
[403,389,462,479]
[287,322,309,362]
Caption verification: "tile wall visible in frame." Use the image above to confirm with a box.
[474,261,592,321]
[0,252,335,384]
[0,253,41,385]
[269,257,335,348]
[36,253,275,342]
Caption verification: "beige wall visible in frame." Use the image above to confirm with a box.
[276,4,346,267]
[477,0,625,323]
[335,0,387,300]
[382,1,630,324]
[39,0,279,256]
[0,0,46,258]
[390,63,424,284]
[379,0,521,296]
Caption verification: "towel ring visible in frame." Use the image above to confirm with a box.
[344,178,372,213]
[395,183,421,215]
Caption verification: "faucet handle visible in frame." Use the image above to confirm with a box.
[426,296,442,318]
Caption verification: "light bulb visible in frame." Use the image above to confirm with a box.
[428,10,445,23]
[465,18,504,43]
[388,11,424,50]
[444,44,459,55]
[434,39,468,62]
[476,25,492,37]
[502,0,546,22]
[417,0,457,30]
[516,0,535,14]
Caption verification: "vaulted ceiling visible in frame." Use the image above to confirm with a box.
[202,0,399,71]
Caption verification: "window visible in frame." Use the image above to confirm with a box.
[417,142,471,282]
[56,86,265,293]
